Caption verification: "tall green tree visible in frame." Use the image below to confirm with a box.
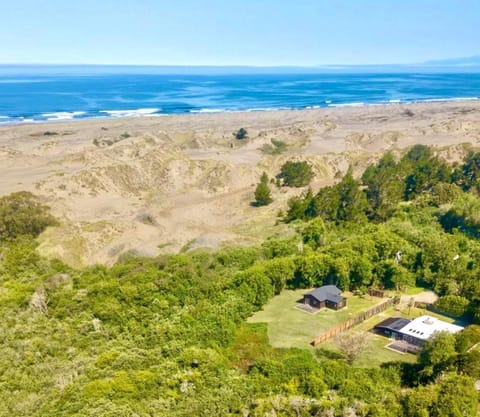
[362,152,405,220]
[419,331,457,380]
[430,374,478,417]
[254,172,273,206]
[336,170,368,222]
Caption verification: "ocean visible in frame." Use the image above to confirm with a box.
[0,67,479,124]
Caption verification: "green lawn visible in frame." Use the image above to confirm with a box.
[316,304,465,367]
[247,289,465,367]
[247,289,463,367]
[247,289,381,348]
[317,306,419,367]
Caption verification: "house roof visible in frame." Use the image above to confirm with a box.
[306,285,344,303]
[375,317,412,332]
[398,315,464,341]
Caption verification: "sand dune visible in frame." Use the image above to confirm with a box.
[1,101,479,266]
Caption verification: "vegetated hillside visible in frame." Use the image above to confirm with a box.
[1,144,480,416]
[1,101,480,266]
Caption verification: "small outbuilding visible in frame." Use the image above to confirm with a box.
[302,285,346,310]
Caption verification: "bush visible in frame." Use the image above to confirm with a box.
[234,128,248,140]
[260,139,287,155]
[0,192,57,241]
[434,295,470,317]
[278,161,313,187]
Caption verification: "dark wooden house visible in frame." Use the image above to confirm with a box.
[302,285,346,310]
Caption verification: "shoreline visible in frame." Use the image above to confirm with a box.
[1,97,479,127]
[1,99,479,266]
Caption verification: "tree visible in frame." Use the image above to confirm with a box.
[301,218,326,249]
[456,351,480,378]
[454,151,480,192]
[234,127,248,140]
[312,185,340,221]
[434,295,470,317]
[279,161,314,187]
[362,152,405,220]
[335,332,369,364]
[0,191,57,241]
[430,374,478,417]
[377,259,415,292]
[262,257,296,294]
[418,331,457,380]
[402,385,437,417]
[455,324,480,353]
[335,171,368,222]
[254,172,273,206]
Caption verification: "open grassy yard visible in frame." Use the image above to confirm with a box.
[248,288,462,367]
[316,304,466,367]
[247,289,382,348]
[317,306,419,367]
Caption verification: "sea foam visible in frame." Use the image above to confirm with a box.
[328,102,365,107]
[99,108,160,118]
[42,111,86,121]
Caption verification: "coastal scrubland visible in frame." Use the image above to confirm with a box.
[1,103,480,414]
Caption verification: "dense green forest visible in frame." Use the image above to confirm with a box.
[1,146,480,416]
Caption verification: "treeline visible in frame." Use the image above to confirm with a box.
[285,145,480,223]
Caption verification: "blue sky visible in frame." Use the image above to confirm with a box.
[2,0,479,66]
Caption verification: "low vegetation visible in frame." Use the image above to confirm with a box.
[93,132,132,147]
[1,144,480,415]
[234,127,248,140]
[278,160,313,187]
[0,191,57,241]
[260,138,288,154]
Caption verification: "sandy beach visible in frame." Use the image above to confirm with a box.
[1,101,479,266]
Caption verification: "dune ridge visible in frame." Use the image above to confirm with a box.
[1,101,479,266]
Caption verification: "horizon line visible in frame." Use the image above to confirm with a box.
[1,54,479,68]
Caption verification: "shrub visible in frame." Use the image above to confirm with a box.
[234,128,248,140]
[434,295,470,317]
[0,191,57,241]
[260,139,287,155]
[278,161,313,187]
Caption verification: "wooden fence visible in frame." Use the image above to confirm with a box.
[368,288,385,298]
[310,297,398,346]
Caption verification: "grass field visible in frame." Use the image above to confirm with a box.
[315,304,467,367]
[247,289,382,348]
[318,306,419,367]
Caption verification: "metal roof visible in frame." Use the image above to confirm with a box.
[306,285,344,303]
[398,315,464,341]
[374,317,411,332]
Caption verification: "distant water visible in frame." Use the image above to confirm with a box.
[0,67,479,124]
